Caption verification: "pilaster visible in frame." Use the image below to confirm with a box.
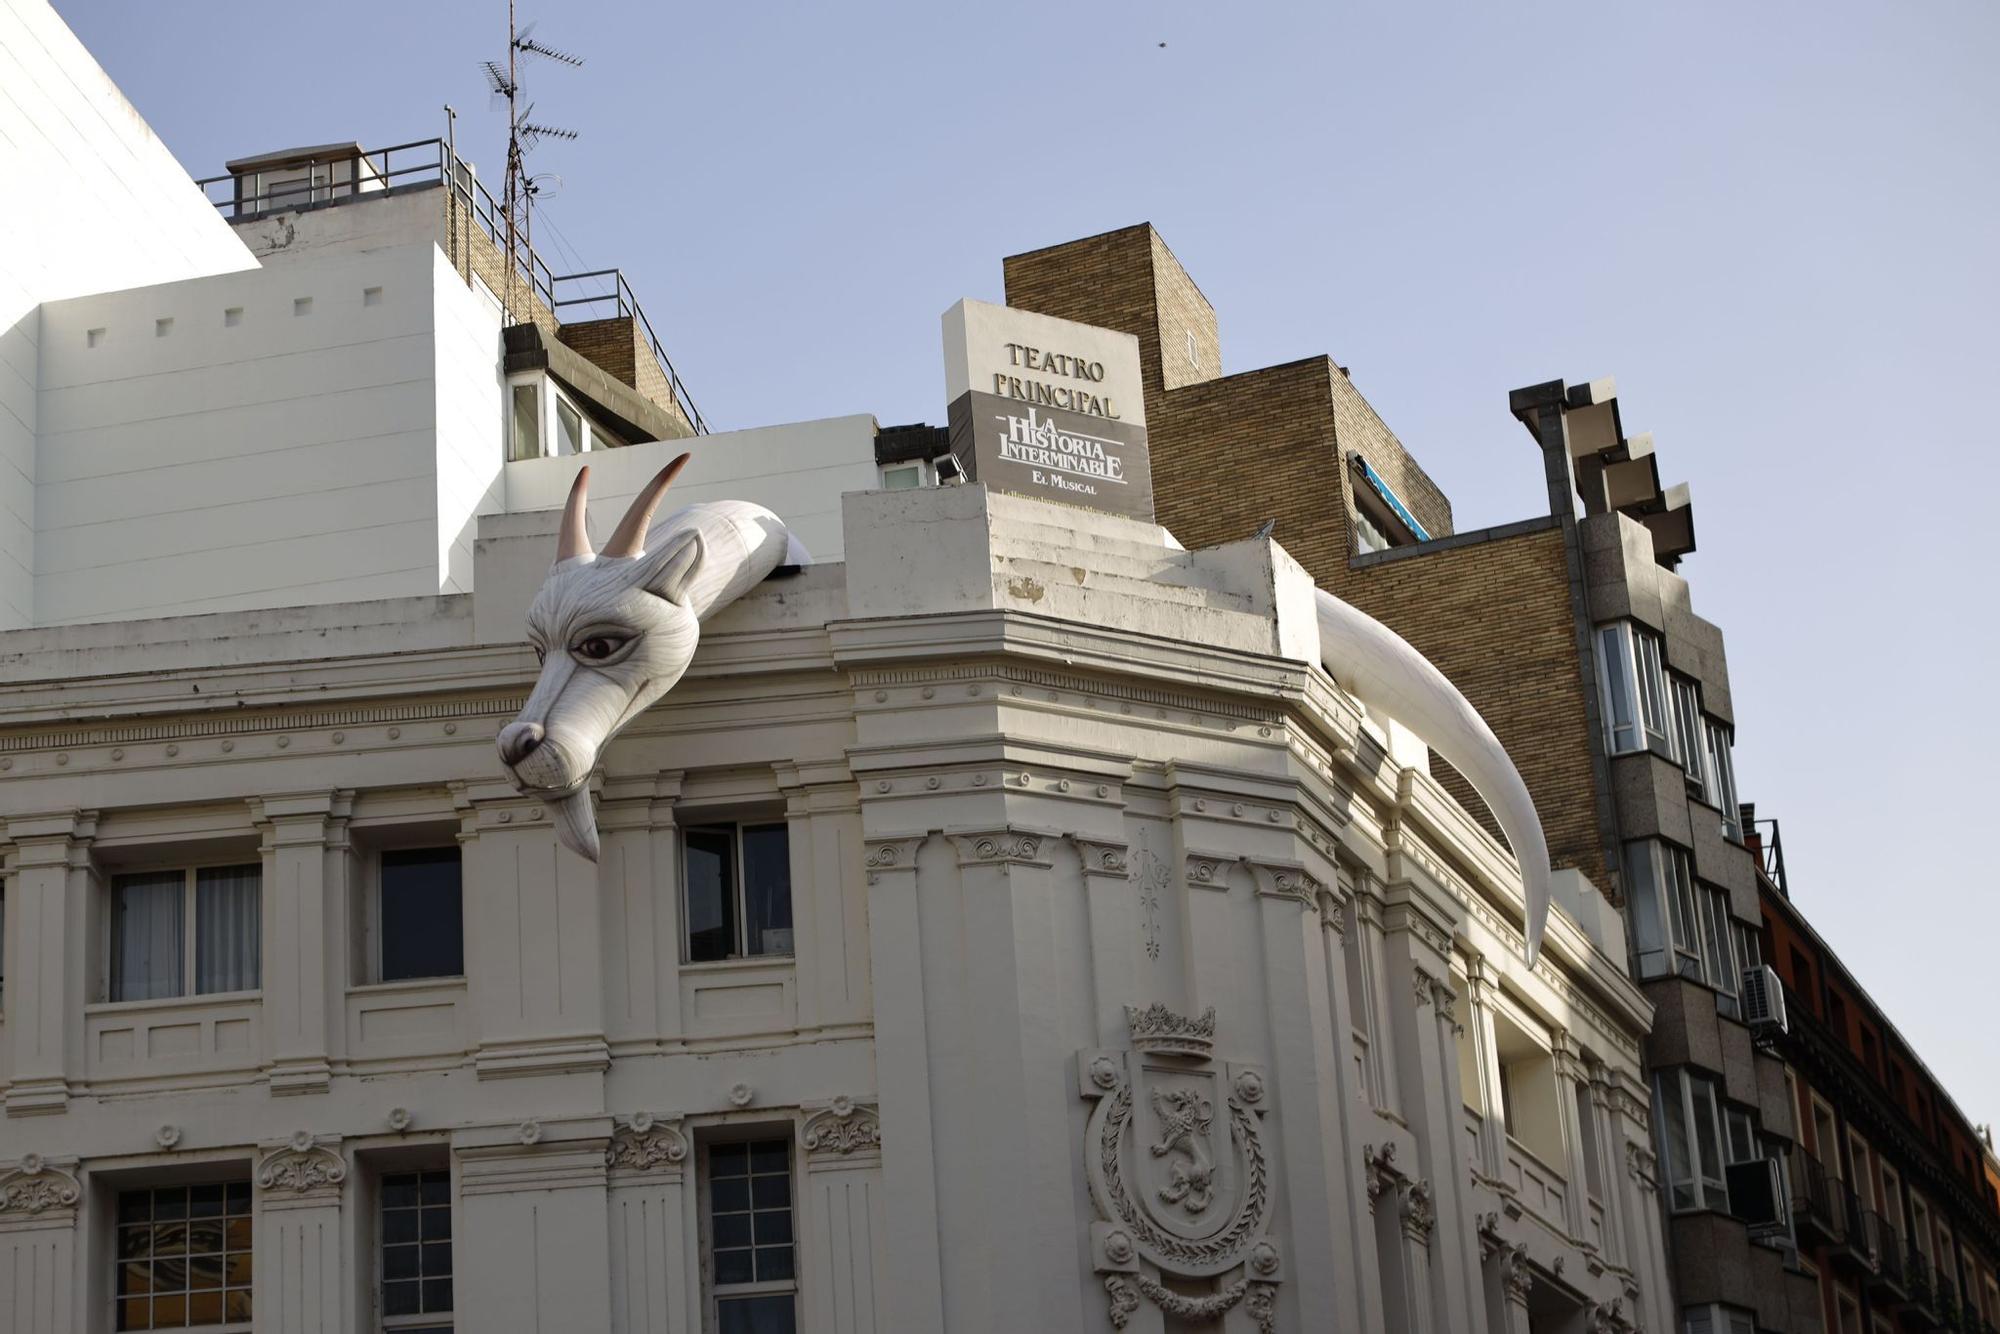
[251,1132,348,1333]
[2,810,96,1117]
[461,788,609,1079]
[251,791,351,1096]
[1465,957,1510,1186]
[0,1154,82,1332]
[858,832,944,1333]
[798,1097,885,1334]
[605,1112,696,1334]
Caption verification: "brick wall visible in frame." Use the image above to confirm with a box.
[1344,530,1607,887]
[1003,223,1604,887]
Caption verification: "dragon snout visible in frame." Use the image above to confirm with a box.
[496,720,546,767]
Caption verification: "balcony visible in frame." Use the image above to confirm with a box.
[1789,1148,1846,1246]
[1831,1188,1877,1272]
[1907,1250,1941,1325]
[1867,1215,1908,1299]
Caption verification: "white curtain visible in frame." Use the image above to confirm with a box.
[196,865,261,994]
[112,872,184,1001]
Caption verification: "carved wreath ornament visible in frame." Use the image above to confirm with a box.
[0,1154,82,1215]
[1082,1005,1280,1331]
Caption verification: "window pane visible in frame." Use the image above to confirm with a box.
[882,464,922,490]
[116,1183,250,1329]
[380,849,463,981]
[509,383,541,461]
[1692,1079,1728,1207]
[1623,843,1668,977]
[112,872,185,1002]
[1597,625,1640,752]
[556,396,584,456]
[718,1293,796,1334]
[1655,1073,1697,1211]
[1636,631,1670,744]
[195,865,261,994]
[685,829,737,962]
[742,825,794,957]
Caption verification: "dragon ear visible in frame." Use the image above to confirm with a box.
[627,529,704,605]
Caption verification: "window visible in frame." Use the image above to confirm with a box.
[880,462,924,490]
[1880,1164,1905,1247]
[1671,675,1707,794]
[508,382,541,462]
[555,395,585,456]
[1596,623,1671,754]
[684,823,793,963]
[703,1139,797,1334]
[1834,1287,1864,1334]
[379,1169,453,1328]
[1624,841,1701,980]
[1704,719,1741,840]
[1695,884,1739,1014]
[1684,1304,1756,1334]
[1654,1069,1733,1212]
[110,865,261,1002]
[115,1181,253,1330]
[378,849,463,982]
[1354,509,1391,555]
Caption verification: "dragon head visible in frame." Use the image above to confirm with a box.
[496,456,702,860]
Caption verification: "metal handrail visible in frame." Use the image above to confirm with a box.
[1753,817,1787,895]
[195,138,705,433]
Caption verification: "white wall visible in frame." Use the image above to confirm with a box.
[433,249,506,593]
[0,0,256,625]
[502,414,881,565]
[34,242,487,623]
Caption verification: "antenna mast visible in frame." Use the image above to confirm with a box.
[484,3,582,325]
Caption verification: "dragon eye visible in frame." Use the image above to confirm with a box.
[574,635,629,662]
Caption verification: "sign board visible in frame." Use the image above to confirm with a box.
[941,299,1154,523]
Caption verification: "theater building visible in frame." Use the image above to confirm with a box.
[0,6,1683,1333]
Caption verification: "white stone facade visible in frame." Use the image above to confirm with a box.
[0,475,1668,1332]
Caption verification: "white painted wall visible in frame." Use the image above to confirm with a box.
[33,243,487,623]
[502,415,881,566]
[0,0,255,625]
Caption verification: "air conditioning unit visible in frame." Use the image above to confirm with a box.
[1742,965,1787,1036]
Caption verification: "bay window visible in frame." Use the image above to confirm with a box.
[110,865,261,1002]
[1596,622,1671,755]
[1655,1070,1761,1215]
[1624,841,1701,980]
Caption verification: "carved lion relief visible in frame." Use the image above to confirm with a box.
[1081,1005,1280,1332]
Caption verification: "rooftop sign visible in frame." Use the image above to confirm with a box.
[941,299,1154,523]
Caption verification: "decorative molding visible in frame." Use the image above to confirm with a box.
[1399,1178,1436,1246]
[1363,1141,1401,1213]
[862,835,926,884]
[1624,1141,1658,1189]
[1183,852,1230,891]
[1501,1244,1535,1303]
[1068,836,1130,878]
[1477,1210,1505,1262]
[1125,1003,1216,1059]
[256,1133,346,1195]
[1244,859,1322,913]
[0,1156,81,1216]
[606,1113,688,1172]
[800,1098,881,1158]
[949,828,1050,869]
[850,660,1282,727]
[0,695,522,757]
[1134,828,1168,961]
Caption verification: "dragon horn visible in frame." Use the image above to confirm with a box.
[603,453,691,558]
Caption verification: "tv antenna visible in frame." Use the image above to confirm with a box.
[483,4,582,323]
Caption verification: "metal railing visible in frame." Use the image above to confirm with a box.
[1790,1149,1845,1241]
[195,138,705,433]
[549,268,708,434]
[1752,816,1787,896]
[1872,1214,1907,1289]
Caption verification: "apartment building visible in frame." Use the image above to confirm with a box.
[1756,831,2000,1333]
[0,4,1672,1332]
[998,222,1828,1333]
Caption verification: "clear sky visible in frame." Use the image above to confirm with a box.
[59,1,1998,1123]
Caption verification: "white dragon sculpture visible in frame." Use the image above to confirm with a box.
[496,456,1552,963]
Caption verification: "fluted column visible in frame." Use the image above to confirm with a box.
[798,1098,885,1333]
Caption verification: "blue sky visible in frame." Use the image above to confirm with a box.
[60,1,1999,1122]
